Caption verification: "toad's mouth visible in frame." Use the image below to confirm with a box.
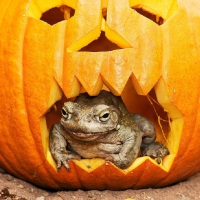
[68,130,108,141]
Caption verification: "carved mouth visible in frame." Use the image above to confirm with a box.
[43,80,183,173]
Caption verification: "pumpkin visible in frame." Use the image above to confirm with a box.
[0,0,200,190]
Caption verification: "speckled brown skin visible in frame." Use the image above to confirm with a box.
[50,91,169,170]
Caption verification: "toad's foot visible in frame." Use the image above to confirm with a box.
[52,148,81,171]
[142,142,170,164]
[97,153,135,169]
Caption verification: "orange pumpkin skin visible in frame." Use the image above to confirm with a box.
[0,0,200,190]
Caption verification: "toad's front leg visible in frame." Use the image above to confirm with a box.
[133,114,169,163]
[141,142,169,164]
[49,124,81,171]
[97,133,142,169]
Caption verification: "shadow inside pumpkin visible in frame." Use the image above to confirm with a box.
[48,89,169,171]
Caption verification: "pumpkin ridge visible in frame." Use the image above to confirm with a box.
[0,0,11,23]
[65,0,102,51]
[69,162,87,189]
[22,16,68,187]
[0,146,25,179]
[0,0,47,180]
[54,21,66,88]
[0,1,29,176]
[127,163,145,188]
[73,161,92,190]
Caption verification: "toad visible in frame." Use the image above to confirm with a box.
[50,91,169,170]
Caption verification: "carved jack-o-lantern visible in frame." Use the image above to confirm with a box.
[0,0,200,190]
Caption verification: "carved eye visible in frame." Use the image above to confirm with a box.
[61,108,72,119]
[99,110,110,122]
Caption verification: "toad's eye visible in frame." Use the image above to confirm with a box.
[61,108,72,119]
[99,110,110,122]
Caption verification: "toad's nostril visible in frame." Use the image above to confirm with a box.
[74,117,79,122]
[85,114,92,122]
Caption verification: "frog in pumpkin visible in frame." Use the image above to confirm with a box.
[50,91,169,170]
